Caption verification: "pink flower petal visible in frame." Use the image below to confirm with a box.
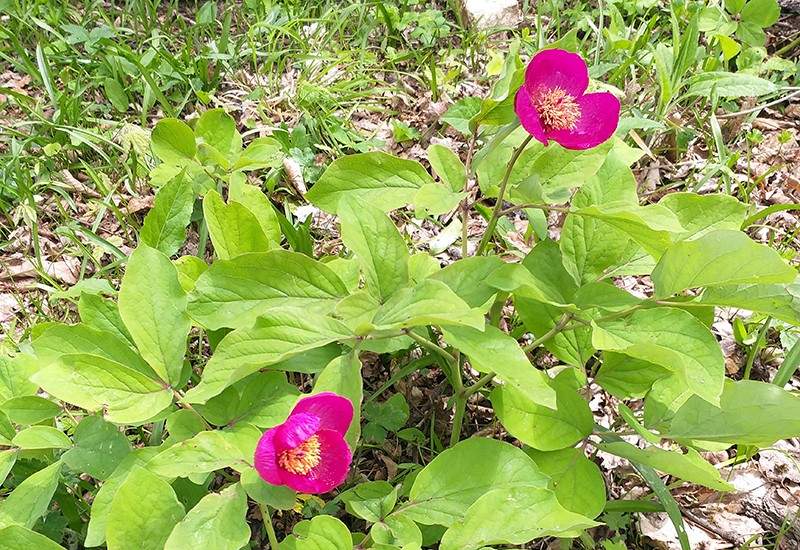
[291,392,353,437]
[278,429,352,494]
[546,92,621,150]
[253,427,282,485]
[273,412,320,452]
[514,88,548,145]
[524,49,589,99]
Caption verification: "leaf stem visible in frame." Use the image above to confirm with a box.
[260,505,280,549]
[404,329,458,368]
[743,316,772,380]
[460,133,478,258]
[522,312,575,352]
[475,135,533,255]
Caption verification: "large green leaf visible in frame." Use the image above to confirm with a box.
[491,370,592,451]
[279,515,352,550]
[439,485,599,550]
[527,139,614,202]
[0,460,61,529]
[32,353,173,424]
[339,197,409,302]
[203,190,273,259]
[0,395,61,425]
[105,466,186,550]
[403,438,549,527]
[443,325,557,409]
[684,72,778,98]
[699,280,800,326]
[11,426,71,450]
[0,450,16,486]
[119,245,190,385]
[592,307,724,405]
[527,448,606,518]
[86,448,159,547]
[0,354,38,402]
[560,150,641,283]
[151,118,196,165]
[595,352,669,399]
[427,143,466,192]
[195,109,242,159]
[188,250,348,330]
[0,525,66,550]
[150,431,249,478]
[140,172,194,257]
[198,371,298,428]
[658,192,747,239]
[664,380,800,445]
[599,441,733,491]
[62,416,131,480]
[228,178,281,246]
[313,353,362,448]
[183,310,351,404]
[652,230,796,298]
[78,293,132,343]
[164,483,249,550]
[430,256,504,308]
[307,152,434,213]
[371,279,485,331]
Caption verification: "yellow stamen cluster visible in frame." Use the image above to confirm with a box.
[278,434,322,475]
[533,87,581,131]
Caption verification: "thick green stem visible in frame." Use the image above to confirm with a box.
[743,317,771,380]
[261,505,280,549]
[450,394,467,447]
[475,135,533,256]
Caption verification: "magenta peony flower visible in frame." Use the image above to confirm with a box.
[254,392,353,494]
[514,48,620,150]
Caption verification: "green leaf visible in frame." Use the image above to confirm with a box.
[371,514,423,548]
[439,485,599,550]
[307,152,434,214]
[364,393,409,434]
[203,190,273,259]
[173,255,208,293]
[150,430,248,478]
[0,396,61,425]
[32,322,152,378]
[699,280,800,326]
[515,299,594,368]
[188,250,348,330]
[0,354,38,402]
[403,438,549,527]
[106,466,186,550]
[560,151,641,283]
[164,483,249,550]
[527,447,606,518]
[371,279,485,331]
[279,515,352,550]
[62,416,131,480]
[195,109,242,159]
[228,178,281,246]
[0,525,66,550]
[736,20,767,46]
[665,380,800,445]
[233,137,284,171]
[491,369,592,451]
[313,353,362,448]
[341,481,397,523]
[595,352,669,399]
[103,77,128,112]
[119,245,190,385]
[12,426,71,450]
[652,230,796,298]
[183,310,351,404]
[592,308,724,405]
[140,172,194,257]
[0,450,16,486]
[0,460,61,529]
[441,97,482,134]
[684,72,778,98]
[740,0,780,27]
[198,371,298,428]
[85,448,160,547]
[528,139,614,202]
[413,183,466,217]
[152,119,196,165]
[443,325,557,409]
[340,197,409,302]
[78,293,132,344]
[240,467,296,510]
[658,193,747,239]
[32,353,173,424]
[598,441,733,491]
[430,256,504,308]
[427,144,466,192]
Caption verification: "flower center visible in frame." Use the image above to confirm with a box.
[278,434,322,475]
[532,87,581,131]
